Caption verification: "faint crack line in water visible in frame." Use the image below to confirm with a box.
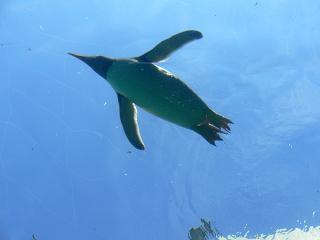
[0,68,13,217]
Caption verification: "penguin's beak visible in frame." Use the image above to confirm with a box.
[68,52,91,63]
[68,52,79,57]
[68,52,113,79]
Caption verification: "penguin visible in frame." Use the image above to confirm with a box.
[69,30,232,150]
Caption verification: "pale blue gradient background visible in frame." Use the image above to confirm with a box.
[0,1,320,239]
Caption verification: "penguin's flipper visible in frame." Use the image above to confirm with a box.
[117,93,145,150]
[135,30,203,63]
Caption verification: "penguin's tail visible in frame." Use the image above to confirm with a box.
[191,110,233,146]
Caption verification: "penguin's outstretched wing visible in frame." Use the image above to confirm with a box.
[135,30,203,63]
[117,93,145,150]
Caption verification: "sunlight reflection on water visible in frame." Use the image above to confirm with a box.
[219,226,320,240]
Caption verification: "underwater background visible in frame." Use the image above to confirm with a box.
[0,0,320,239]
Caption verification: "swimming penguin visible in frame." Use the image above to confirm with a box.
[69,30,232,150]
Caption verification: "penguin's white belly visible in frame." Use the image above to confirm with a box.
[107,60,208,128]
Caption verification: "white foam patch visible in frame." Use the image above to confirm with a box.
[219,226,320,240]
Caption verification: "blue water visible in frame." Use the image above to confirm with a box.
[0,1,320,239]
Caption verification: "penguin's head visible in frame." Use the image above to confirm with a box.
[68,53,113,79]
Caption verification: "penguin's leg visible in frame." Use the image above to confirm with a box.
[191,122,224,146]
[207,110,233,133]
[191,110,232,145]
